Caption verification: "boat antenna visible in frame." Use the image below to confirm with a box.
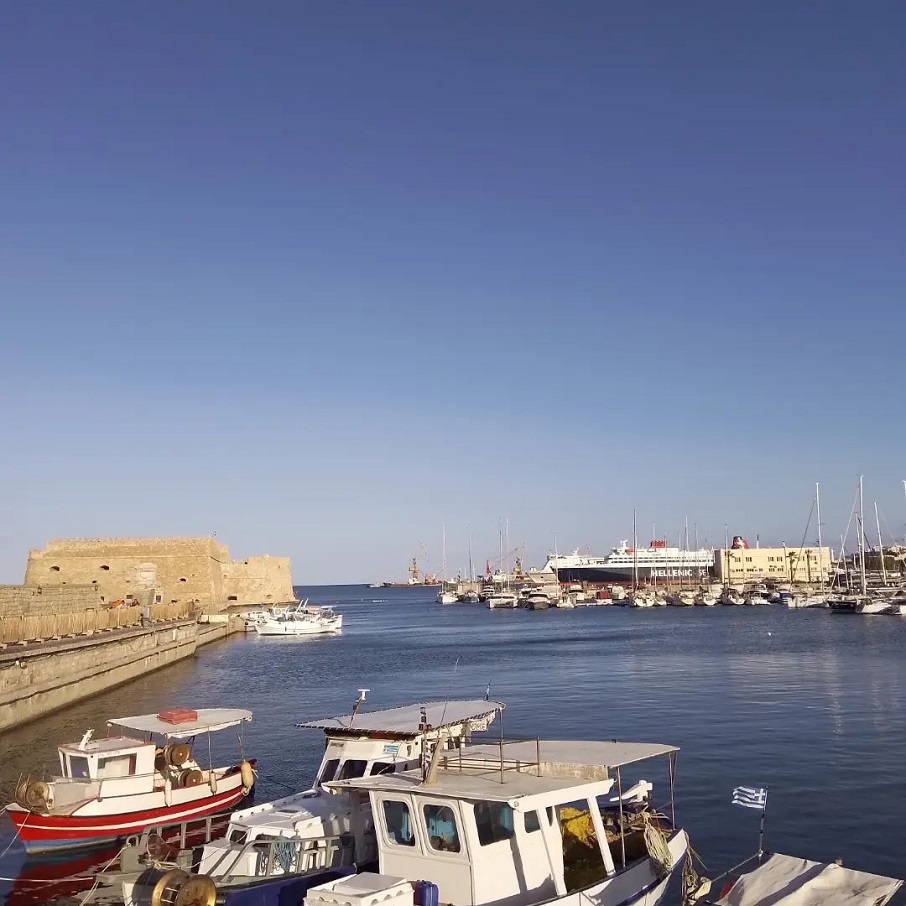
[437,656,460,728]
[350,688,369,725]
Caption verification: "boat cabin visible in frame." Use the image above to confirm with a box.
[58,734,156,796]
[327,739,684,906]
[300,700,506,791]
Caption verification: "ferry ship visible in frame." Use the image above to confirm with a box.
[544,539,714,584]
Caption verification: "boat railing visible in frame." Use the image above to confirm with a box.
[439,737,545,784]
[205,830,356,883]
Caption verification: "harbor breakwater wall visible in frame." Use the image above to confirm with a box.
[0,616,244,732]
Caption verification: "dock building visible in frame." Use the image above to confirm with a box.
[713,545,832,584]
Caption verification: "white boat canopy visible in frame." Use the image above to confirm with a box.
[108,708,253,739]
[715,852,903,906]
[298,700,505,736]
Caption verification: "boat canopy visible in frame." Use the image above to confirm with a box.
[298,700,505,736]
[714,852,903,906]
[108,708,252,739]
[463,739,678,769]
[327,738,676,808]
[328,762,613,809]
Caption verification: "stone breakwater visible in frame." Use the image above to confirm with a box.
[0,616,244,731]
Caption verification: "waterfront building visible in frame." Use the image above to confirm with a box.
[713,545,832,584]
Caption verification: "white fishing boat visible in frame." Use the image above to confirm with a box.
[254,603,342,636]
[198,696,504,882]
[7,708,254,853]
[321,737,688,906]
[437,589,459,605]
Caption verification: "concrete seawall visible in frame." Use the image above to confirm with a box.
[0,618,244,732]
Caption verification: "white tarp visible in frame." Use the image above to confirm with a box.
[716,852,902,906]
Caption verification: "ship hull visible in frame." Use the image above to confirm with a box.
[552,565,713,584]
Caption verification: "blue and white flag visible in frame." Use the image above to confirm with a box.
[732,786,768,811]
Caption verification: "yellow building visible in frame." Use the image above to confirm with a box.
[713,546,832,584]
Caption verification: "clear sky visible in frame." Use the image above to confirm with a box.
[2,2,905,584]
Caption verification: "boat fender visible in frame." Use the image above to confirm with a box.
[209,772,218,794]
[240,759,255,794]
[167,743,191,767]
[24,780,52,812]
[180,769,204,787]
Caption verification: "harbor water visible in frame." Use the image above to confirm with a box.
[2,585,906,902]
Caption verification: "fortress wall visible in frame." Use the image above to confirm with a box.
[222,555,295,604]
[21,538,294,613]
[24,538,229,610]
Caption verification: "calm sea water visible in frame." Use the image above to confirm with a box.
[2,585,906,902]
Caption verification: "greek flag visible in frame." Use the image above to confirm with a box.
[732,786,767,811]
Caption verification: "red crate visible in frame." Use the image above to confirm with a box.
[157,708,199,725]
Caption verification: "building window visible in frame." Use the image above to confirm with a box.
[424,804,461,853]
[50,566,60,572]
[179,578,187,583]
[524,810,542,833]
[100,565,110,571]
[227,595,238,601]
[383,800,415,846]
[474,801,514,845]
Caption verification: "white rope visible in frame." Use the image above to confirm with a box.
[642,812,673,879]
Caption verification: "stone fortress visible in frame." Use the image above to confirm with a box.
[2,537,295,615]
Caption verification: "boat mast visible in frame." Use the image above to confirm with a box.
[632,509,638,591]
[816,482,824,589]
[858,476,867,596]
[874,501,888,586]
[468,528,474,583]
[442,521,447,586]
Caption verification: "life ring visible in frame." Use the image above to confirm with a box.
[240,760,255,794]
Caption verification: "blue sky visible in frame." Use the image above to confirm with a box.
[2,3,904,583]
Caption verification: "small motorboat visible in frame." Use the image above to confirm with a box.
[254,603,342,636]
[692,851,902,906]
[6,708,255,853]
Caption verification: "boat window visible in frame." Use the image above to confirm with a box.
[318,759,340,784]
[524,810,541,833]
[68,755,90,779]
[370,762,396,776]
[98,754,136,778]
[474,801,514,846]
[424,804,461,853]
[383,800,415,846]
[337,759,368,781]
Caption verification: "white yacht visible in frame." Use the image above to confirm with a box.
[198,697,504,882]
[487,591,519,609]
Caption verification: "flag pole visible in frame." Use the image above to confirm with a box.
[757,788,768,863]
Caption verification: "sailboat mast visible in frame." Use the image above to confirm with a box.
[875,501,888,586]
[442,522,447,584]
[468,528,474,583]
[632,509,638,591]
[858,476,867,595]
[816,482,824,589]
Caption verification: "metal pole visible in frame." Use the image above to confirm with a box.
[757,789,768,863]
[616,766,626,868]
[668,752,677,828]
